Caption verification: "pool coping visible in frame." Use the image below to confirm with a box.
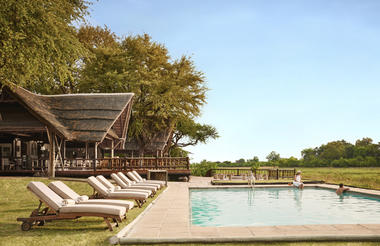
[116,178,380,245]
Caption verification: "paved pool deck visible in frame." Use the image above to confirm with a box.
[115,177,380,244]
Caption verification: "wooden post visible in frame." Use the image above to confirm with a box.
[85,142,88,159]
[276,169,279,180]
[47,128,55,178]
[94,142,98,172]
[111,140,114,158]
[63,140,66,166]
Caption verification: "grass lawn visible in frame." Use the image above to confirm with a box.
[0,177,165,246]
[301,167,380,190]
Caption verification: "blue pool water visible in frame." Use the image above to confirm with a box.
[190,187,380,227]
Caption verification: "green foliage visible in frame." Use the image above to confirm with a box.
[299,137,380,168]
[0,0,90,93]
[190,160,218,176]
[78,29,208,154]
[171,117,219,151]
[169,146,189,157]
[266,151,280,164]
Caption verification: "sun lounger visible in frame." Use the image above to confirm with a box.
[128,171,166,188]
[87,176,148,207]
[17,181,126,231]
[111,173,157,195]
[48,181,135,210]
[96,175,153,197]
[118,172,161,189]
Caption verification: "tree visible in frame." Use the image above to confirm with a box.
[171,117,219,151]
[78,31,208,155]
[355,137,373,147]
[266,151,280,163]
[319,140,352,161]
[0,0,90,93]
[301,148,317,161]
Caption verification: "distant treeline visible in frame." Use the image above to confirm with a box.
[191,137,380,176]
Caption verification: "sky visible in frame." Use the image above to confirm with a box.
[88,0,380,163]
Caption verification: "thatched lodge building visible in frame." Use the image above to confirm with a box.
[0,84,190,178]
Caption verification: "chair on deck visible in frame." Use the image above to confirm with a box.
[118,172,161,190]
[95,175,152,197]
[48,181,135,210]
[128,171,166,188]
[111,173,157,195]
[87,176,148,207]
[17,181,126,231]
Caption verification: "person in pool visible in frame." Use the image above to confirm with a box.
[292,170,304,189]
[336,183,350,195]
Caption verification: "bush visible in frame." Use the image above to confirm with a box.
[190,160,218,176]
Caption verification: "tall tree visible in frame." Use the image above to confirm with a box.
[0,0,90,93]
[78,30,208,155]
[266,151,280,163]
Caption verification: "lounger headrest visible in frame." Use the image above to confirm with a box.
[111,173,128,188]
[132,171,144,182]
[48,181,80,200]
[96,175,114,189]
[87,176,109,196]
[119,172,135,185]
[126,172,139,182]
[27,181,64,211]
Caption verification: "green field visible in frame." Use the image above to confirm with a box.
[0,177,164,246]
[301,167,380,190]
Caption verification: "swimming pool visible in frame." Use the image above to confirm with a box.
[190,187,380,227]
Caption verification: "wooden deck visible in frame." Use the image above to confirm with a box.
[0,157,190,179]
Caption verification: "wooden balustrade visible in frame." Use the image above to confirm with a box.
[53,157,190,171]
[210,167,296,180]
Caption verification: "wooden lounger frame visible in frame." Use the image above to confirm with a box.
[17,188,123,231]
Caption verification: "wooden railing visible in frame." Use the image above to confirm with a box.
[209,167,296,180]
[54,157,190,171]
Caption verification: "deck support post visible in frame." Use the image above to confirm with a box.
[47,128,56,178]
[94,142,98,172]
[111,140,114,158]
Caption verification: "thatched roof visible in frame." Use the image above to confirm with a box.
[3,85,133,143]
[125,128,172,153]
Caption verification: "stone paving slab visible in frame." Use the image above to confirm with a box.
[118,176,380,244]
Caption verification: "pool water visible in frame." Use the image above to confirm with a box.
[190,187,380,227]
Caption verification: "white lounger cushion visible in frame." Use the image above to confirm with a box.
[111,173,157,192]
[88,176,149,200]
[118,172,160,189]
[48,181,81,200]
[48,181,134,209]
[88,176,109,197]
[105,192,146,199]
[128,171,164,188]
[121,172,160,189]
[28,181,65,211]
[27,182,126,217]
[76,199,134,209]
[132,171,166,186]
[59,204,126,216]
[96,175,151,196]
